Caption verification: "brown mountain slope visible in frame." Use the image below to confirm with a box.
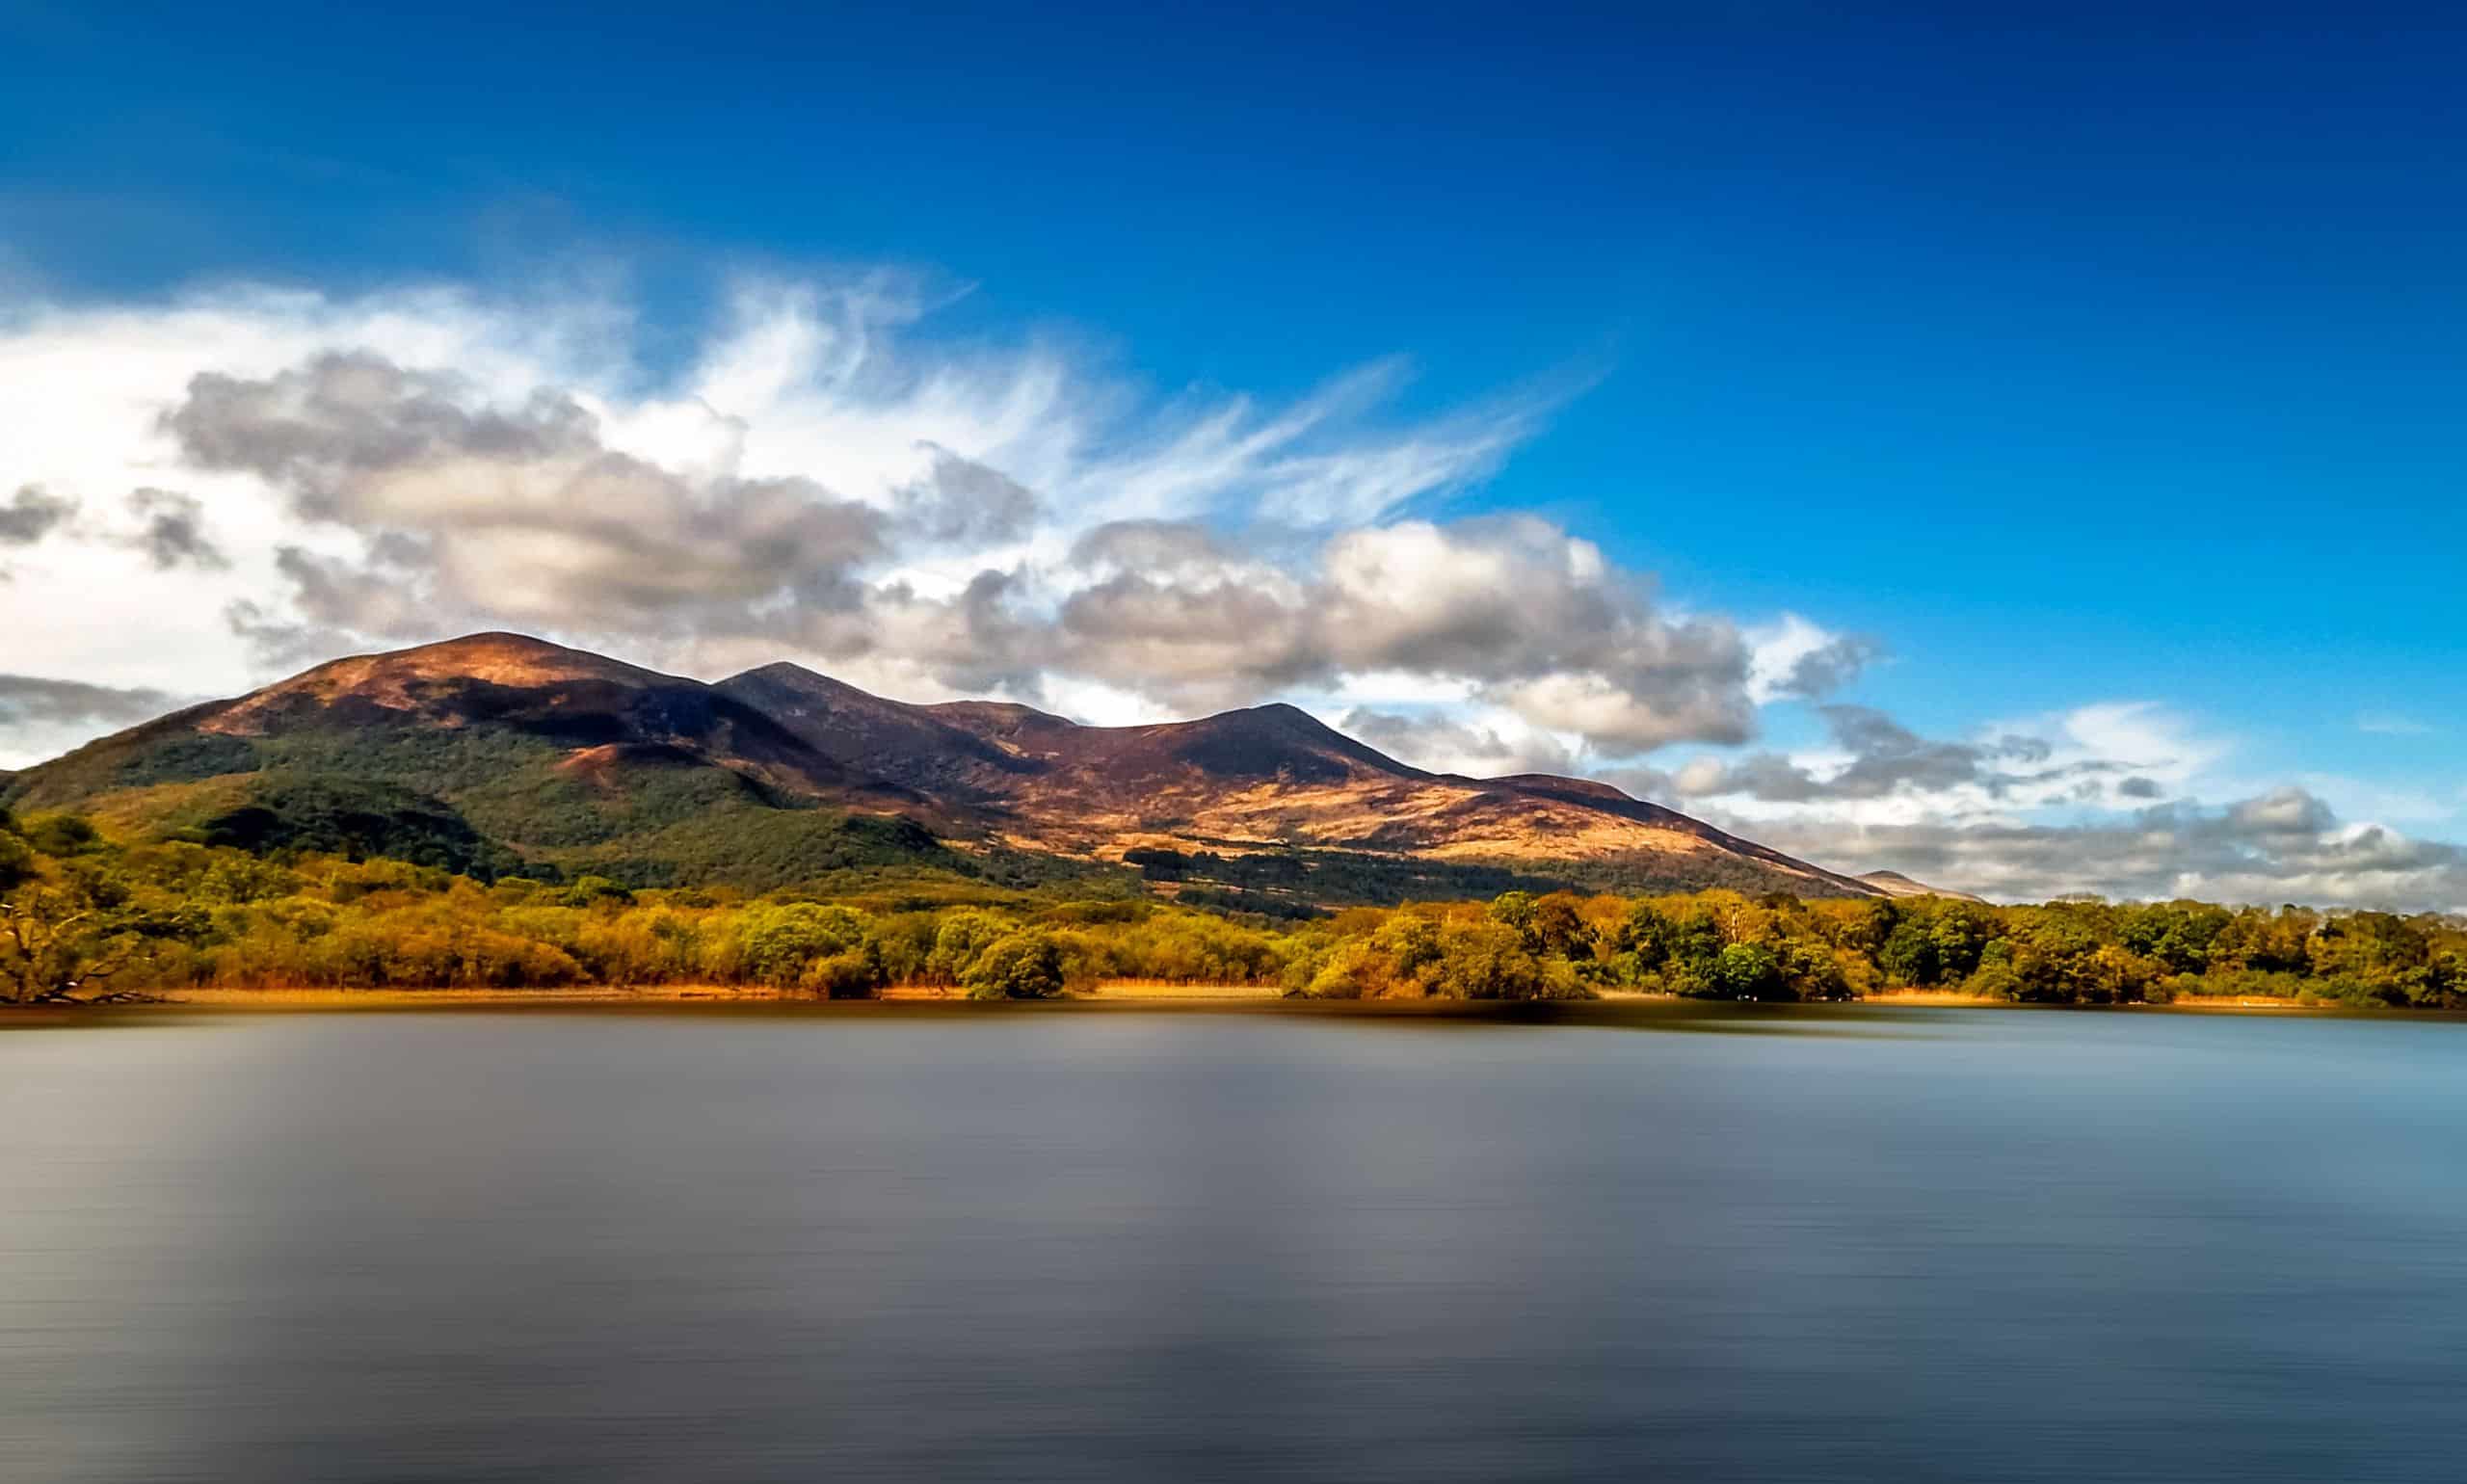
[719,662,1881,898]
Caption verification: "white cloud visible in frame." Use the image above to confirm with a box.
[2357,710,2434,736]
[1725,795,2467,913]
[1338,704,1581,778]
[1744,613,1880,702]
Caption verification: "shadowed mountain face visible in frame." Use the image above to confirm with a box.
[5,634,1882,900]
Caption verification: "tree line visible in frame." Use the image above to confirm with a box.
[3,807,2462,1006]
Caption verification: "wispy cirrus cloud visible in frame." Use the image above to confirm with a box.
[2356,710,2435,736]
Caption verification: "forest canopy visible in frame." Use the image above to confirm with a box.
[1,808,2461,1008]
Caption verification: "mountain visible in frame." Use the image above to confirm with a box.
[721,663,1876,898]
[3,633,1884,902]
[3,634,949,888]
[1858,869,1987,904]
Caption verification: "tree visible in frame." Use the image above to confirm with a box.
[962,930,1067,999]
[927,910,1015,986]
[1425,919,1579,1000]
[2081,943,2159,1004]
[1,855,207,1003]
[734,903,867,987]
[1299,940,1380,999]
[1486,891,1540,947]
[1927,905,1993,980]
[1371,914,1443,985]
[561,875,635,909]
[1777,939,1848,1000]
[1712,941,1785,999]
[1879,921,1939,986]
[800,940,888,999]
[1528,892,1597,962]
[1611,902,1676,969]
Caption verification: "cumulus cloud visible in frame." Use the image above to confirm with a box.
[1637,701,2467,911]
[145,327,1764,752]
[0,485,76,546]
[163,350,598,501]
[1338,707,1582,778]
[1745,614,1882,702]
[162,350,887,651]
[0,674,183,728]
[1728,789,2467,913]
[1040,515,1755,746]
[892,449,1042,544]
[121,488,228,570]
[0,675,194,768]
[1662,703,2116,806]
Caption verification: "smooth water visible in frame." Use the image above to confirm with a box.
[4,1003,2464,1482]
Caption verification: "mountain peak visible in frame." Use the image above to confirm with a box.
[196,631,672,734]
[379,630,662,678]
[1859,869,1986,903]
[1157,702,1421,784]
[305,631,666,690]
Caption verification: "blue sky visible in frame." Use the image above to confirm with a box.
[2,2,2461,903]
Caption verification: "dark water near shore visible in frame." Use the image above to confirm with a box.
[5,1003,2466,1482]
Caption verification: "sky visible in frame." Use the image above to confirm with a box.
[2,1,2462,908]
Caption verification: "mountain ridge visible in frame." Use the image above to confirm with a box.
[5,632,1887,902]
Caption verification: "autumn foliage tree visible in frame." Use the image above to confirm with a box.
[0,814,206,1003]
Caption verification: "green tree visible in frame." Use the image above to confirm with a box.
[1611,902,1676,967]
[1927,905,1992,980]
[1878,921,1939,986]
[734,903,868,987]
[1712,941,1785,999]
[1,854,208,1003]
[801,940,888,999]
[962,930,1067,999]
[927,909,1015,985]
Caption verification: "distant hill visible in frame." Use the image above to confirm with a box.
[3,633,1886,903]
[1858,869,1987,903]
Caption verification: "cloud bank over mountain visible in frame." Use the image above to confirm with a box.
[0,270,2456,909]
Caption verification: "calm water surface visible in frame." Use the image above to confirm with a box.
[4,1003,2464,1482]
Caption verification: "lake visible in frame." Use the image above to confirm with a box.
[4,1002,2464,1482]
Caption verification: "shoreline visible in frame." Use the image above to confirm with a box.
[0,983,2368,1017]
